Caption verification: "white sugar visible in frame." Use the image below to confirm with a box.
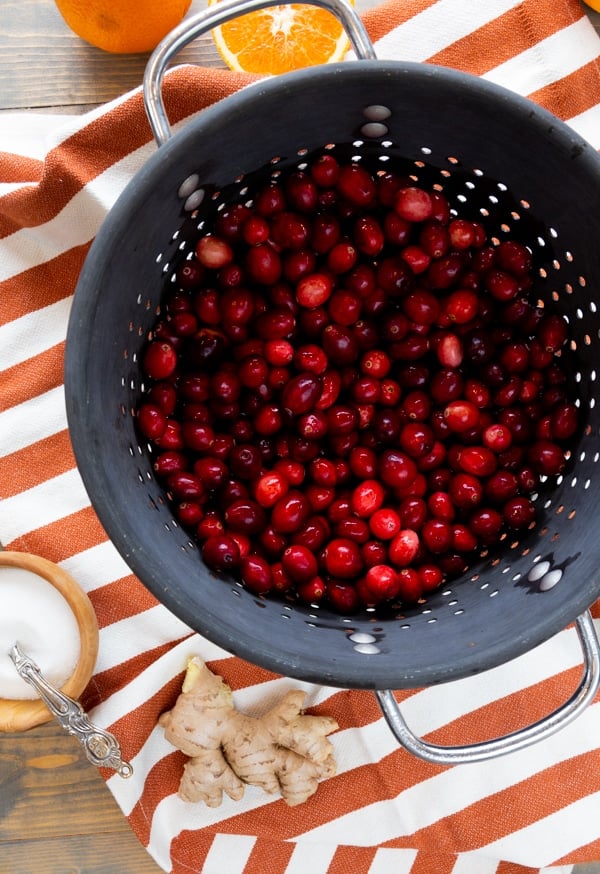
[0,567,81,700]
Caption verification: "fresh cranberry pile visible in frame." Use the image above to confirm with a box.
[135,152,579,614]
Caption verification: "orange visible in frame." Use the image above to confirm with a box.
[208,0,352,75]
[54,0,192,54]
[583,0,600,11]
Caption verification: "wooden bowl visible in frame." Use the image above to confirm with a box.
[0,551,99,732]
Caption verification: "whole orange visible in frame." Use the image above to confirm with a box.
[54,0,192,54]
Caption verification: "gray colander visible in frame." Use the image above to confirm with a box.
[64,0,600,764]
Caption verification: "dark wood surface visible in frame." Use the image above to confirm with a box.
[0,719,160,873]
[2,2,600,873]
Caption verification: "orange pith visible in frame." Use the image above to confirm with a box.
[54,0,192,54]
[208,0,352,75]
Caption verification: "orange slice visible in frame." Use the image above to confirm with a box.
[208,0,353,75]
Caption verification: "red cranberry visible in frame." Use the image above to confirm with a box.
[468,507,503,545]
[394,186,433,222]
[323,537,363,578]
[527,440,566,476]
[281,544,319,583]
[457,446,498,477]
[421,518,453,554]
[202,535,240,572]
[363,564,400,601]
[336,163,376,207]
[503,496,536,530]
[388,528,420,566]
[311,154,340,187]
[297,576,327,603]
[195,235,234,269]
[240,554,272,594]
[137,403,167,440]
[271,490,310,533]
[143,340,177,380]
[326,582,360,614]
[281,373,322,416]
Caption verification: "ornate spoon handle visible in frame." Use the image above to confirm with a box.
[9,642,133,778]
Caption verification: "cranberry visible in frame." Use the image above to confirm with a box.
[323,537,363,578]
[550,402,579,440]
[388,528,420,566]
[538,313,568,352]
[486,269,519,302]
[297,576,327,603]
[224,499,266,534]
[246,244,282,285]
[419,220,450,258]
[378,449,417,490]
[336,163,376,207]
[281,373,322,416]
[363,564,400,601]
[292,515,331,551]
[195,235,234,269]
[326,582,360,614]
[483,423,513,452]
[427,252,464,290]
[194,456,228,489]
[228,444,263,480]
[444,288,479,325]
[399,422,435,458]
[143,340,177,380]
[311,154,340,187]
[327,241,358,274]
[443,400,480,434]
[369,507,401,540]
[503,496,536,530]
[457,446,498,477]
[528,440,566,476]
[394,186,433,222]
[154,420,184,450]
[351,479,385,517]
[496,240,532,276]
[421,518,453,554]
[430,368,464,404]
[202,534,240,572]
[484,470,519,504]
[271,490,310,533]
[377,256,414,296]
[396,567,422,602]
[419,563,444,592]
[137,403,167,440]
[468,507,504,545]
[361,540,388,568]
[321,324,359,365]
[240,554,272,594]
[153,450,188,477]
[281,544,319,582]
[176,259,204,290]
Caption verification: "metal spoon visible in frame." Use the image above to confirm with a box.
[9,642,132,778]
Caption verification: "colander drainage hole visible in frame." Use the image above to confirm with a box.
[348,631,380,655]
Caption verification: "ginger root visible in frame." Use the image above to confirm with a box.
[159,657,339,807]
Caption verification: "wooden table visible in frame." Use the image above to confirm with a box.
[2,2,600,873]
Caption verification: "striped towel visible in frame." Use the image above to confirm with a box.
[2,1,600,872]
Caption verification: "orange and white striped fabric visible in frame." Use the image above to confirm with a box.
[2,1,600,872]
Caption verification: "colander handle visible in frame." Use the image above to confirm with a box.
[143,0,377,146]
[376,609,600,764]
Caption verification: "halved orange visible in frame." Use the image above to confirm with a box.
[208,0,353,75]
